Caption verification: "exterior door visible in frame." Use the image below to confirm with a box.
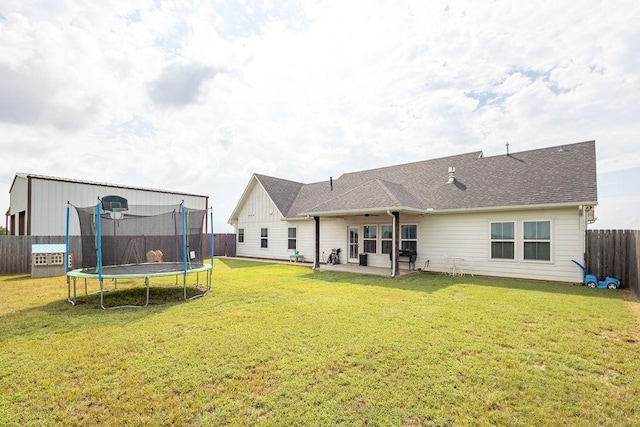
[348,226,359,263]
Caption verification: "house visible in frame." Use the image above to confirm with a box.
[228,140,598,282]
[7,173,209,236]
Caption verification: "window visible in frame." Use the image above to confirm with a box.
[34,253,47,266]
[288,227,297,250]
[363,225,377,253]
[400,224,417,252]
[523,221,551,261]
[50,253,64,265]
[260,228,268,248]
[238,228,244,243]
[491,222,515,259]
[381,225,393,254]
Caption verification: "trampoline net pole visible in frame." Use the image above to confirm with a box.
[65,203,70,277]
[181,204,188,278]
[210,209,214,266]
[96,202,103,282]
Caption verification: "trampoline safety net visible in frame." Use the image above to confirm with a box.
[74,203,207,273]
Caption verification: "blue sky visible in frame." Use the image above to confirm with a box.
[1,0,639,231]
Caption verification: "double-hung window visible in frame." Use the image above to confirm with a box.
[238,228,244,243]
[523,221,551,261]
[491,222,515,260]
[400,224,417,252]
[260,228,268,248]
[288,227,297,250]
[363,225,377,253]
[381,225,393,254]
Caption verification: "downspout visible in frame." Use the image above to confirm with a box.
[387,210,396,277]
[581,205,588,266]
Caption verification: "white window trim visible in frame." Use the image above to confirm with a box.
[363,224,378,254]
[522,220,553,263]
[49,253,64,265]
[489,221,517,262]
[400,224,418,251]
[288,227,297,251]
[34,253,47,266]
[381,224,393,254]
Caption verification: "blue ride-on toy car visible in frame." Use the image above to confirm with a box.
[571,260,620,289]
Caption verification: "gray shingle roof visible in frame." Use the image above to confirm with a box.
[254,174,304,218]
[252,140,597,218]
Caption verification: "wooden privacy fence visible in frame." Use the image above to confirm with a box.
[0,234,236,275]
[585,230,640,297]
[0,236,81,275]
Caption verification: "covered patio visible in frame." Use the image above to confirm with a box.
[317,263,419,277]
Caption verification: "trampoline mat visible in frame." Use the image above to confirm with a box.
[68,262,210,278]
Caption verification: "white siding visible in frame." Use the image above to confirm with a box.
[8,176,28,234]
[234,182,353,262]
[235,181,299,260]
[317,218,348,263]
[232,180,584,282]
[9,175,208,236]
[419,208,584,283]
[9,176,27,214]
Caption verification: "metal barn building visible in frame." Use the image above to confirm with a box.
[8,173,209,236]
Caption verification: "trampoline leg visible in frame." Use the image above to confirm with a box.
[84,278,88,295]
[67,276,77,306]
[100,279,106,310]
[145,277,150,307]
[183,274,187,300]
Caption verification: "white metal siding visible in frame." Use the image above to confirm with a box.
[8,176,28,235]
[18,177,207,236]
[9,176,27,215]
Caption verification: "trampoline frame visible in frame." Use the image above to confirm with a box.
[66,201,215,309]
[67,262,212,309]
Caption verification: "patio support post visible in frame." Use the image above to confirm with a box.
[313,216,320,269]
[393,211,400,276]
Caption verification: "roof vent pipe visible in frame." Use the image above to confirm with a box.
[330,177,333,191]
[506,141,510,157]
[447,167,456,184]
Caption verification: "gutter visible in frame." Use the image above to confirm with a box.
[427,201,599,215]
[299,206,432,218]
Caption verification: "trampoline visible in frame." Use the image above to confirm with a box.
[66,196,213,309]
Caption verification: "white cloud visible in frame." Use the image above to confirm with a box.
[1,0,639,231]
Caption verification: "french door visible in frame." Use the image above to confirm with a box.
[348,226,359,263]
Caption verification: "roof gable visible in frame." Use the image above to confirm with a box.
[254,174,304,217]
[227,174,304,223]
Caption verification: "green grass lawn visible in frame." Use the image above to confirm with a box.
[1,259,639,426]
